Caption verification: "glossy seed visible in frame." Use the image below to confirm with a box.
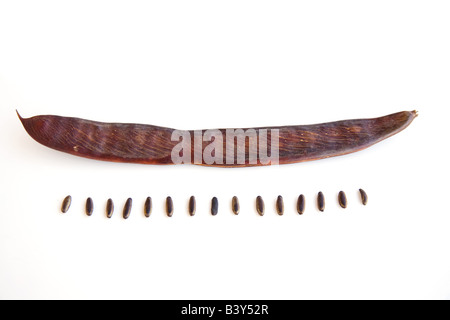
[232,196,240,215]
[188,196,196,216]
[338,191,347,208]
[123,198,132,219]
[61,195,72,213]
[211,197,218,216]
[86,197,94,216]
[317,192,325,212]
[144,197,152,218]
[106,198,114,218]
[359,189,368,205]
[166,196,173,217]
[276,195,284,215]
[256,196,265,216]
[297,194,305,215]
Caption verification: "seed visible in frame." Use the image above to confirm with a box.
[211,197,218,216]
[61,195,72,213]
[297,194,305,215]
[166,196,173,217]
[86,197,94,216]
[232,196,240,215]
[144,197,152,218]
[188,196,196,216]
[256,196,265,216]
[276,195,284,215]
[359,189,368,205]
[338,191,347,208]
[106,198,114,218]
[317,192,325,212]
[123,198,132,219]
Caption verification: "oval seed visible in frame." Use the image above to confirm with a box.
[61,195,72,213]
[86,197,94,216]
[338,191,347,208]
[256,196,265,216]
[123,198,132,219]
[359,189,368,205]
[188,196,196,216]
[144,197,152,218]
[297,194,305,215]
[106,198,114,218]
[211,197,218,216]
[276,195,284,215]
[166,196,174,217]
[232,196,240,215]
[317,192,325,212]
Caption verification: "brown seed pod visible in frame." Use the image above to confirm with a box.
[123,198,132,220]
[211,197,219,216]
[297,194,305,215]
[166,196,174,217]
[256,196,265,216]
[144,197,152,218]
[232,196,240,215]
[17,111,417,167]
[338,191,347,209]
[359,189,368,205]
[276,195,284,215]
[106,198,114,218]
[317,192,325,212]
[61,195,72,213]
[86,197,94,216]
[188,196,196,216]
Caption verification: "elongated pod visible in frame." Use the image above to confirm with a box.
[17,110,417,167]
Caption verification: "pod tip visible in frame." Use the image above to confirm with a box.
[412,110,418,117]
[16,109,24,122]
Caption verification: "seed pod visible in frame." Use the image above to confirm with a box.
[144,197,152,218]
[61,195,72,213]
[232,196,240,215]
[256,196,265,216]
[166,196,173,217]
[188,196,196,216]
[297,194,305,215]
[123,198,132,219]
[86,197,94,216]
[338,191,347,208]
[359,189,368,205]
[18,111,417,167]
[106,198,114,218]
[276,195,284,215]
[317,192,325,212]
[211,197,218,216]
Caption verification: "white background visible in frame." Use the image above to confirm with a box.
[0,0,449,300]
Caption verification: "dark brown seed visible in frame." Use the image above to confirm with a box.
[276,195,284,215]
[359,189,368,205]
[338,191,347,208]
[211,197,218,216]
[61,195,72,213]
[256,196,265,216]
[106,198,114,218]
[86,197,94,216]
[232,196,240,215]
[188,196,196,216]
[144,197,152,217]
[166,196,173,217]
[317,192,325,212]
[123,198,132,219]
[297,194,305,215]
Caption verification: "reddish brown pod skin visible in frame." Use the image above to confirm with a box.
[17,110,417,167]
